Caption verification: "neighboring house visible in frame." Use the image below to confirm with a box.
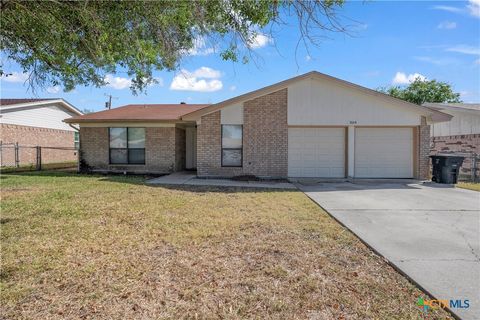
[65,71,450,180]
[0,98,83,166]
[424,103,480,180]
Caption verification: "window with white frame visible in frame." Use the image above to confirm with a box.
[109,128,145,164]
[221,125,242,167]
[74,131,80,149]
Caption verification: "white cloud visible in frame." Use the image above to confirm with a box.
[432,5,463,13]
[46,85,61,94]
[104,74,132,90]
[437,21,457,29]
[305,55,312,62]
[1,71,28,83]
[190,66,221,79]
[249,33,273,49]
[229,85,236,91]
[170,67,223,92]
[392,72,427,85]
[468,0,480,17]
[446,45,480,55]
[188,37,215,56]
[433,1,479,18]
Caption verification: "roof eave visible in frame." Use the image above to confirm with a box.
[63,118,193,124]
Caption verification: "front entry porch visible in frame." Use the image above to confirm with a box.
[147,172,296,189]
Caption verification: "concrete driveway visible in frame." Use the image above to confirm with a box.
[298,181,480,320]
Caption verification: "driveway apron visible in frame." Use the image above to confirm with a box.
[298,182,480,320]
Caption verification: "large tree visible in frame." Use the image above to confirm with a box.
[380,78,462,105]
[1,0,348,94]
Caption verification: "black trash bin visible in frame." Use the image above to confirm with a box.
[430,155,465,184]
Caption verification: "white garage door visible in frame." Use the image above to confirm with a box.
[355,128,413,178]
[288,128,345,177]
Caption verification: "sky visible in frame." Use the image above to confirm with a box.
[1,0,479,112]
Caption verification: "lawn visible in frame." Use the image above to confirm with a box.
[0,171,451,319]
[457,182,480,192]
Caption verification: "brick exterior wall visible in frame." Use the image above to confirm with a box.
[196,89,288,178]
[244,89,288,177]
[416,117,430,180]
[431,133,479,179]
[197,111,244,177]
[144,127,176,173]
[0,123,77,166]
[79,127,109,169]
[79,126,183,174]
[418,116,431,180]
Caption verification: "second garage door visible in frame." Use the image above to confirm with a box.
[355,128,414,178]
[288,127,345,178]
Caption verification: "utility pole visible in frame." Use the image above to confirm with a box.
[104,94,118,109]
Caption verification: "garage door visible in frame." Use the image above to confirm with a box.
[355,128,413,178]
[288,128,345,177]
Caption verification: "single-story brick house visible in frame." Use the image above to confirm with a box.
[425,103,480,180]
[65,71,451,179]
[1,98,83,166]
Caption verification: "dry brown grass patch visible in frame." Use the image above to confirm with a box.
[1,172,452,319]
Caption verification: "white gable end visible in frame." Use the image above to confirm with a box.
[0,104,77,131]
[287,78,421,126]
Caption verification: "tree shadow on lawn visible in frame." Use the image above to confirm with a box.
[1,170,297,194]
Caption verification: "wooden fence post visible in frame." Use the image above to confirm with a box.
[473,156,478,183]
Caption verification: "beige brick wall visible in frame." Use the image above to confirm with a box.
[79,127,109,169]
[244,88,288,177]
[0,123,77,166]
[144,127,176,173]
[197,111,244,177]
[79,126,181,174]
[196,89,288,178]
[418,116,430,180]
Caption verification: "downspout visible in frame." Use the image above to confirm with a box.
[68,123,79,131]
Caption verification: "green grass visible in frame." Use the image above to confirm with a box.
[0,161,77,173]
[457,182,480,192]
[0,171,451,319]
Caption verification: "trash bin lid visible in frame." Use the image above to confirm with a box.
[430,154,465,159]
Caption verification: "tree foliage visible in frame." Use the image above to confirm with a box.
[379,79,462,105]
[0,0,347,94]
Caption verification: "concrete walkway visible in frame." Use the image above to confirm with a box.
[147,172,296,189]
[298,181,480,320]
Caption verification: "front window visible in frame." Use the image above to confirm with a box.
[109,128,145,164]
[222,125,242,167]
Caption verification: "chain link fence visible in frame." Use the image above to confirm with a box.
[0,143,78,172]
[458,154,479,182]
